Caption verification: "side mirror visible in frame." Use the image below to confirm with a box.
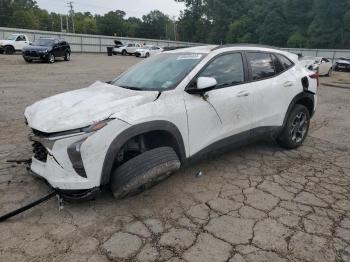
[187,77,217,94]
[29,42,32,45]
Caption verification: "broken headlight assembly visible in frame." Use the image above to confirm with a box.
[80,119,112,133]
[68,119,113,178]
[68,138,87,178]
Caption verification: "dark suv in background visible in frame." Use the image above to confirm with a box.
[22,38,71,63]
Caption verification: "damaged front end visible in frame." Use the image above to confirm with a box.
[27,125,106,201]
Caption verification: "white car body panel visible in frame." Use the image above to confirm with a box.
[25,45,318,191]
[113,43,142,54]
[300,57,332,76]
[0,34,30,51]
[135,46,163,58]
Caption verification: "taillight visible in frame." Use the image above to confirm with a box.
[309,72,319,87]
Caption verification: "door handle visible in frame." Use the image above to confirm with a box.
[237,90,250,97]
[283,81,294,87]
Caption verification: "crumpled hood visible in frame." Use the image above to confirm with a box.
[25,81,159,133]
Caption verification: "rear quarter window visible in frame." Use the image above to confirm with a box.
[246,52,275,81]
[276,54,294,70]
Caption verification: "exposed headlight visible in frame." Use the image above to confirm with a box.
[81,119,112,133]
[67,138,87,178]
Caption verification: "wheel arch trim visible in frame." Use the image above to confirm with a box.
[100,120,186,185]
[282,92,315,129]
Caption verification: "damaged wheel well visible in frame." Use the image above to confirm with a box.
[100,121,186,185]
[295,97,314,117]
[111,130,182,170]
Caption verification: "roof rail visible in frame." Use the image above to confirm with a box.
[211,43,281,51]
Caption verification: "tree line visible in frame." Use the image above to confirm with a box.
[176,0,350,48]
[1,0,350,48]
[0,0,178,40]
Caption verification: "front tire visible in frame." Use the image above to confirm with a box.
[47,53,55,63]
[277,104,310,149]
[110,147,181,199]
[145,52,150,58]
[24,58,32,63]
[122,49,127,56]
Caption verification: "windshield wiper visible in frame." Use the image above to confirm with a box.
[120,85,144,91]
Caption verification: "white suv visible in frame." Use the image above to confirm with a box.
[25,45,318,200]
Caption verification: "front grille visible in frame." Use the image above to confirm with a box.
[32,141,48,162]
[25,51,39,57]
[32,128,51,138]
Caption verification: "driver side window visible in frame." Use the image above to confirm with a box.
[199,53,244,88]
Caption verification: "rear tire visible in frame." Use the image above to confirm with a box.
[327,68,332,77]
[110,147,181,199]
[4,45,14,54]
[277,104,310,149]
[24,58,32,63]
[64,52,70,61]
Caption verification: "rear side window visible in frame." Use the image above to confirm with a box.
[272,54,284,74]
[199,53,244,87]
[276,54,294,70]
[247,52,275,80]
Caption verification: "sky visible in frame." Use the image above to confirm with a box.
[35,0,186,18]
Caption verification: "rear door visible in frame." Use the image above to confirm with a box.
[60,41,69,56]
[246,52,298,129]
[184,52,253,155]
[52,39,61,56]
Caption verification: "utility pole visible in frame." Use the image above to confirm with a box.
[60,15,63,32]
[67,1,75,33]
[66,15,69,33]
[165,24,167,40]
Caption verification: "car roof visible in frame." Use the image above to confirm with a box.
[165,44,298,61]
[166,45,217,54]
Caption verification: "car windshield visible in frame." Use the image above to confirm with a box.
[111,53,205,91]
[32,39,55,46]
[7,34,17,40]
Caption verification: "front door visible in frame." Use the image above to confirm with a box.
[184,52,253,155]
[15,35,28,50]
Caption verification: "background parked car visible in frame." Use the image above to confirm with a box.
[113,43,142,55]
[22,38,71,63]
[299,56,333,76]
[334,58,350,72]
[0,33,30,54]
[135,45,163,58]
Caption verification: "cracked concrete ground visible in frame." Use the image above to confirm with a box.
[0,54,350,262]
